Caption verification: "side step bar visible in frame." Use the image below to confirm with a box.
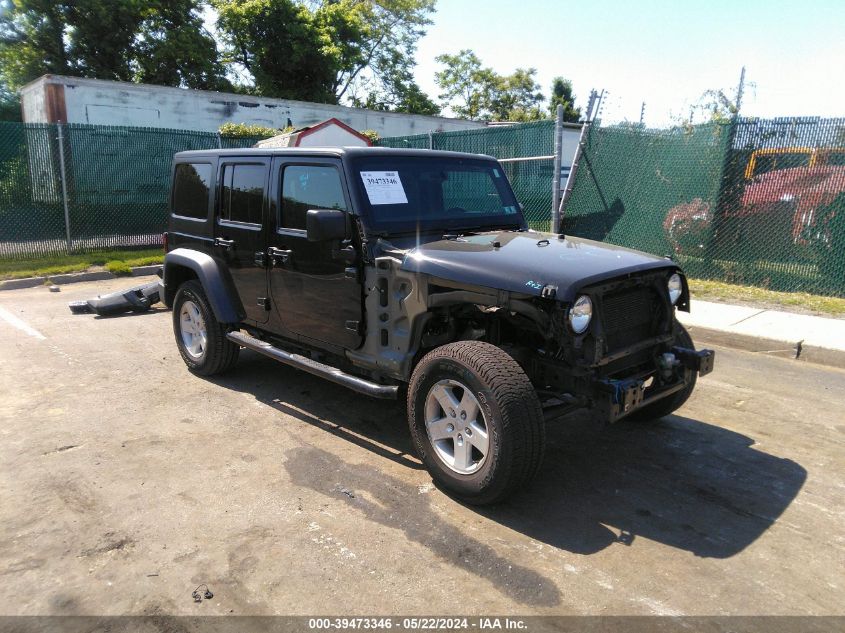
[226,331,399,400]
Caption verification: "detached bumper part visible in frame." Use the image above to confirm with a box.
[68,281,162,316]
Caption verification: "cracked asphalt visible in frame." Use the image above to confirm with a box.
[0,276,843,615]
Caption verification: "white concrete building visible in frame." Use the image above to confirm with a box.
[20,75,484,137]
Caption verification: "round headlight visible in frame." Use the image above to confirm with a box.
[568,295,593,334]
[668,273,683,305]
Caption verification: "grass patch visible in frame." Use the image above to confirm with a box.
[689,278,845,317]
[105,260,132,276]
[0,249,163,280]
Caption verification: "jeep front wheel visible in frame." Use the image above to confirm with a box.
[172,280,239,376]
[407,341,545,505]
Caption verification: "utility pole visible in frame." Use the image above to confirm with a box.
[735,66,746,116]
[551,104,564,233]
[593,89,606,121]
[584,90,597,122]
[639,102,646,126]
[56,125,73,254]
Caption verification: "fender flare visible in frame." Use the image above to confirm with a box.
[163,248,244,323]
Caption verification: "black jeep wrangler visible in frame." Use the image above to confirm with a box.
[162,147,714,504]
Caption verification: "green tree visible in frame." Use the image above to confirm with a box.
[65,0,144,81]
[489,68,544,122]
[695,88,739,123]
[324,0,435,103]
[0,84,22,121]
[434,50,494,120]
[435,50,544,121]
[548,76,580,122]
[134,1,231,90]
[0,1,71,90]
[0,0,228,91]
[212,0,437,108]
[213,0,339,102]
[350,63,440,115]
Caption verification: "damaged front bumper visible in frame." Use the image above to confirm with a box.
[593,346,715,423]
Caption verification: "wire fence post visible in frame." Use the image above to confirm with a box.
[551,104,564,233]
[56,124,73,253]
[558,119,591,225]
[428,130,433,150]
[216,132,223,149]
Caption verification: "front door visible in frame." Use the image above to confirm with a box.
[214,157,270,324]
[268,157,363,349]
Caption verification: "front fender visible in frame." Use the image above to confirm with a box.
[163,248,244,323]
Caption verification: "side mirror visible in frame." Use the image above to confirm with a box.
[306,209,347,242]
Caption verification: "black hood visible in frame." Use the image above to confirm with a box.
[399,231,677,302]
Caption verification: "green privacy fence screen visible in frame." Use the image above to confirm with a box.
[2,117,844,297]
[380,117,845,297]
[564,118,845,296]
[0,122,262,258]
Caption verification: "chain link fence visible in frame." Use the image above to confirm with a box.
[565,117,845,296]
[0,121,263,258]
[2,116,843,297]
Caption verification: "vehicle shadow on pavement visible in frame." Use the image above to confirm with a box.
[212,352,807,562]
[477,412,808,559]
[284,444,563,608]
[92,306,170,319]
[211,351,420,469]
[211,352,562,607]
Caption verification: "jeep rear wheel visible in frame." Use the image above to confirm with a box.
[407,341,545,505]
[173,280,239,376]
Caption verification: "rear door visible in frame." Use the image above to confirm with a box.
[267,157,363,349]
[214,157,270,324]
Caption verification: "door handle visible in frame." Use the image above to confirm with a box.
[214,237,235,249]
[268,247,292,265]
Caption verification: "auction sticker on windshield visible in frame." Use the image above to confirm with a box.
[360,171,408,205]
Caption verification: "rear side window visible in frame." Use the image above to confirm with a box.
[220,164,265,225]
[281,165,347,230]
[172,163,212,219]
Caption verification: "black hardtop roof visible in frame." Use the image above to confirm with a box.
[173,146,497,162]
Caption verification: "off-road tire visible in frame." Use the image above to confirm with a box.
[407,341,545,505]
[627,322,697,422]
[172,280,239,376]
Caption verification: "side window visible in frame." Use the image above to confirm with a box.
[172,163,212,219]
[220,164,265,225]
[281,165,347,230]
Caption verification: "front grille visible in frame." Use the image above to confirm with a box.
[601,286,662,352]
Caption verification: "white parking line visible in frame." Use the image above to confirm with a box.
[0,305,46,340]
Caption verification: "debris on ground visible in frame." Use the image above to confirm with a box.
[68,280,162,316]
[192,584,213,603]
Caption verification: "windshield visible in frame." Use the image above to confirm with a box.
[350,156,523,234]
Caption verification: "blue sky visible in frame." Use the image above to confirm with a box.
[412,0,845,125]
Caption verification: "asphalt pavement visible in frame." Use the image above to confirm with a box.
[0,277,843,615]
